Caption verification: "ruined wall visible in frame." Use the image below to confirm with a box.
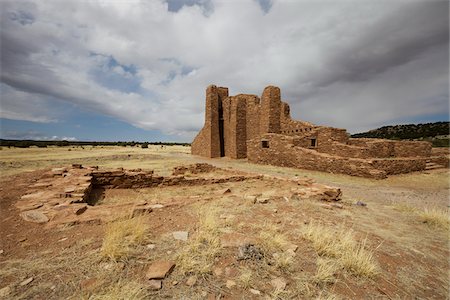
[247,134,430,179]
[247,134,388,179]
[192,85,439,177]
[245,95,261,147]
[280,102,315,134]
[192,85,228,158]
[260,86,281,134]
[223,96,247,159]
[392,141,431,157]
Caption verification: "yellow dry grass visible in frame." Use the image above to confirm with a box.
[313,258,338,285]
[259,223,290,253]
[176,206,222,276]
[89,279,149,300]
[238,268,253,289]
[418,207,450,229]
[302,222,379,278]
[101,216,148,261]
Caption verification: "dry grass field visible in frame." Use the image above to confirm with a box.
[0,146,448,299]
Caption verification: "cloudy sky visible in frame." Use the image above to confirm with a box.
[1,0,448,142]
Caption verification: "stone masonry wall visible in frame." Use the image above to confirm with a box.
[260,86,281,134]
[192,85,442,178]
[247,134,429,179]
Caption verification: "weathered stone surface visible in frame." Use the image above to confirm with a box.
[225,280,236,289]
[249,289,261,295]
[20,210,49,223]
[256,196,270,204]
[74,205,88,215]
[20,277,34,286]
[148,280,162,290]
[270,277,287,290]
[185,276,197,286]
[146,261,175,279]
[172,231,189,241]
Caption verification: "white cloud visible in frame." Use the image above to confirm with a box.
[0,0,448,140]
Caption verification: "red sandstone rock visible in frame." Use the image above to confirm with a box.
[20,210,49,223]
[146,261,175,279]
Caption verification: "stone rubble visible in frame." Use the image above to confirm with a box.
[146,261,176,280]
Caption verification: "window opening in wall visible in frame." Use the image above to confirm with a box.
[310,138,317,147]
[261,140,269,148]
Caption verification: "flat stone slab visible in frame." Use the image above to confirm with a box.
[172,231,189,241]
[146,261,176,279]
[20,210,49,223]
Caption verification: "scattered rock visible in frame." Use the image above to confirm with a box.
[146,261,176,279]
[0,250,4,255]
[58,237,68,242]
[237,244,263,261]
[172,281,178,286]
[286,249,296,257]
[273,209,278,213]
[64,187,76,193]
[20,277,34,286]
[172,231,189,241]
[225,280,236,289]
[250,288,261,295]
[285,244,298,252]
[356,201,367,207]
[222,188,231,194]
[20,210,49,223]
[244,195,257,203]
[0,286,11,298]
[148,279,162,290]
[270,277,287,290]
[321,187,342,201]
[320,204,333,210]
[331,203,343,209]
[146,244,156,250]
[213,267,223,277]
[150,204,164,209]
[256,196,270,204]
[186,276,197,286]
[51,167,67,176]
[74,205,88,215]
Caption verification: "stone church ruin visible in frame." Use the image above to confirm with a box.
[192,85,448,179]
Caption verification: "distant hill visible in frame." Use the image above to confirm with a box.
[351,121,449,147]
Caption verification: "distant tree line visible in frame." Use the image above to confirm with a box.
[351,121,449,147]
[0,139,190,148]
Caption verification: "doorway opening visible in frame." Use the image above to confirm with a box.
[218,101,225,157]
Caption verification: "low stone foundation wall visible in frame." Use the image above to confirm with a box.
[371,158,426,175]
[172,163,216,175]
[247,134,437,179]
[92,169,261,189]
